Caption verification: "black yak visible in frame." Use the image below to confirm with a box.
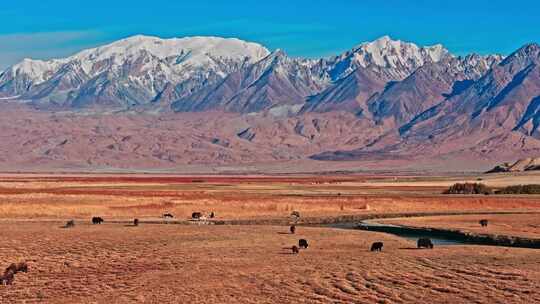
[417,238,434,249]
[290,225,296,234]
[65,220,75,228]
[298,239,309,249]
[92,217,104,224]
[134,218,139,226]
[370,242,383,252]
[163,213,174,219]
[292,246,299,254]
[479,219,489,227]
[191,212,202,219]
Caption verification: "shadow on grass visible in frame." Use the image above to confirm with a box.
[278,252,299,255]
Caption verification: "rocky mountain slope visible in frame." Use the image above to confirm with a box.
[172,50,330,114]
[2,35,540,172]
[312,43,540,165]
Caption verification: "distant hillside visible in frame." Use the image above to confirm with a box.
[487,157,540,173]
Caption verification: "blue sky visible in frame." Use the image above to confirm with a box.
[1,0,539,69]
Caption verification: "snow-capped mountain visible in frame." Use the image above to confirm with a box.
[0,35,270,108]
[5,35,540,171]
[325,36,450,81]
[0,35,517,119]
[300,37,455,115]
[173,49,330,114]
[174,36,456,114]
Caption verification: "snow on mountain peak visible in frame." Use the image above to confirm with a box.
[321,36,451,80]
[75,35,270,62]
[3,35,270,86]
[69,35,270,76]
[8,58,63,83]
[354,36,449,69]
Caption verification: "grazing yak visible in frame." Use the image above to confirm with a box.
[291,211,300,218]
[209,212,215,219]
[92,217,104,224]
[65,220,75,228]
[134,218,139,226]
[479,219,489,227]
[290,225,296,234]
[191,212,202,219]
[370,242,383,252]
[292,246,299,254]
[298,239,309,249]
[417,238,434,249]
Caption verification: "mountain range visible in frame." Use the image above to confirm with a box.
[1,35,539,172]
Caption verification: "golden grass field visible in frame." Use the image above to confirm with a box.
[1,173,540,303]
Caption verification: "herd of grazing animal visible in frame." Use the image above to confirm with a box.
[288,212,494,255]
[2,209,494,289]
[367,218,494,252]
[60,211,218,231]
[0,262,28,285]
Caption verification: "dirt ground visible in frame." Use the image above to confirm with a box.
[1,173,540,303]
[1,223,540,304]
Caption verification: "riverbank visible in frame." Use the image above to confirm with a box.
[357,218,540,249]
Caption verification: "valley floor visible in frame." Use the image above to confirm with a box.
[1,173,540,303]
[1,223,540,304]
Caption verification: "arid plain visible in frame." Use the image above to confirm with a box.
[1,172,540,303]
